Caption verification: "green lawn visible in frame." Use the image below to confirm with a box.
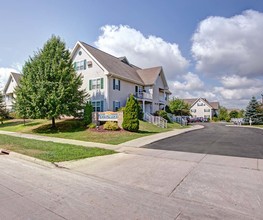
[0,119,188,145]
[0,134,116,162]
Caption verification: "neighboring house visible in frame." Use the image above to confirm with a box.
[3,72,21,111]
[183,98,219,119]
[71,41,171,114]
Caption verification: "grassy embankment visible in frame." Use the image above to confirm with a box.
[0,119,187,145]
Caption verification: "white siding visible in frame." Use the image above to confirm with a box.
[108,78,138,111]
[190,99,212,118]
[5,77,17,95]
[72,46,108,110]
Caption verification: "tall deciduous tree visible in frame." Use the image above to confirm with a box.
[15,36,86,128]
[122,94,139,132]
[229,110,239,119]
[218,106,230,121]
[169,98,190,115]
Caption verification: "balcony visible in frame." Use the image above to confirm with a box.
[134,92,153,100]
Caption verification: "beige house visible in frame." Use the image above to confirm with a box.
[71,41,171,114]
[183,98,219,119]
[3,72,21,111]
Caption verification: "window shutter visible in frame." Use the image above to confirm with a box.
[113,79,115,90]
[101,78,104,89]
[113,101,115,111]
[118,80,120,91]
[84,60,86,70]
[89,80,92,90]
[100,101,104,112]
[135,86,138,93]
[73,62,76,70]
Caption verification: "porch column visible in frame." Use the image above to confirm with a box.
[142,100,145,113]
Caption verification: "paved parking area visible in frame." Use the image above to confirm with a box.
[144,123,263,159]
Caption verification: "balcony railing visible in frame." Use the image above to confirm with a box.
[135,92,153,100]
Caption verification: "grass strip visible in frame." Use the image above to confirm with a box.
[0,134,116,162]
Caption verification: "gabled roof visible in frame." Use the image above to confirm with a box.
[79,42,144,85]
[3,72,21,94]
[209,102,220,110]
[72,41,170,89]
[183,98,219,110]
[136,66,162,86]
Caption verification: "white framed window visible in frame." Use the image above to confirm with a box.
[191,109,196,113]
[113,101,121,111]
[92,100,104,112]
[204,109,210,112]
[74,59,86,71]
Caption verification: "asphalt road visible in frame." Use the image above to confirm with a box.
[144,123,263,159]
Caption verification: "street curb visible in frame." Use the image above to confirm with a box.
[226,125,263,130]
[0,149,57,169]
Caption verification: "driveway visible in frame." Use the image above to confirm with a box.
[144,123,263,159]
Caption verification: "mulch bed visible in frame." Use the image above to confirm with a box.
[89,125,127,133]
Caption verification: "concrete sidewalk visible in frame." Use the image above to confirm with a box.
[0,125,203,151]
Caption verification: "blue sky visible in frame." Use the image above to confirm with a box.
[0,0,263,108]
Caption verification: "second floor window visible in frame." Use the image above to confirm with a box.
[191,109,196,113]
[113,79,120,91]
[204,109,210,112]
[74,60,86,71]
[89,78,104,90]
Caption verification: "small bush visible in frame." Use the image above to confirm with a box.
[212,116,218,122]
[88,123,96,129]
[9,112,18,119]
[83,102,93,126]
[155,110,171,123]
[103,121,119,131]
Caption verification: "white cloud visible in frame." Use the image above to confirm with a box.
[220,75,263,89]
[192,10,263,77]
[173,72,204,91]
[0,67,19,91]
[95,25,189,80]
[214,86,262,100]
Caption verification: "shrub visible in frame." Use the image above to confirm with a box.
[122,94,139,132]
[83,102,93,126]
[155,110,171,123]
[103,121,119,131]
[212,116,219,122]
[9,112,19,119]
[137,104,144,120]
[88,123,96,129]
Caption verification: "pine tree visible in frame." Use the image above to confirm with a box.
[15,35,87,128]
[0,92,9,124]
[245,96,261,124]
[122,94,139,132]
